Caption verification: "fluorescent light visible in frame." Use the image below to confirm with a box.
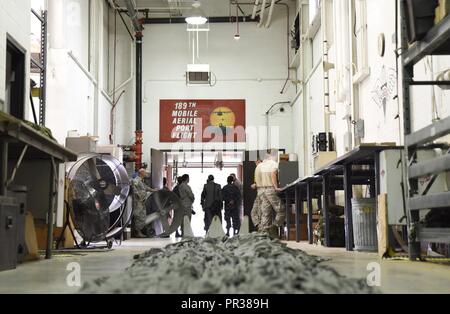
[185,1,207,25]
[186,16,208,25]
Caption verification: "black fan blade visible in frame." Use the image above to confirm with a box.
[87,158,102,180]
[103,184,122,196]
[145,212,161,225]
[153,191,169,212]
[151,191,185,236]
[160,214,170,234]
[93,190,109,212]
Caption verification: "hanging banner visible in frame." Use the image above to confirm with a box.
[160,99,246,143]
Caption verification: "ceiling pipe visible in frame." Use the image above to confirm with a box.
[166,0,182,16]
[258,0,268,27]
[142,16,259,24]
[124,0,143,32]
[265,0,276,28]
[107,0,117,10]
[252,0,260,20]
[135,33,143,170]
[124,0,144,170]
[278,2,290,94]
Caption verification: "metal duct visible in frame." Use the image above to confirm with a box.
[258,0,268,27]
[124,0,143,32]
[252,0,260,20]
[48,0,66,49]
[265,0,276,28]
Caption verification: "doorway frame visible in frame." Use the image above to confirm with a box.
[5,34,27,119]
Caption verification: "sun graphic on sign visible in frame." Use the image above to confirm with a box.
[210,107,236,128]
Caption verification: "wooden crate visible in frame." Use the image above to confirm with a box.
[35,223,75,250]
[24,212,39,261]
[436,0,450,24]
[286,213,319,241]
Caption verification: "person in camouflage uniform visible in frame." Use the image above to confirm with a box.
[178,174,195,236]
[132,169,156,238]
[258,187,284,236]
[253,151,284,238]
[230,173,244,220]
[250,159,263,230]
[250,188,263,228]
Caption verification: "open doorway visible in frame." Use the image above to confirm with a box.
[180,167,239,237]
[5,36,26,119]
[164,151,244,237]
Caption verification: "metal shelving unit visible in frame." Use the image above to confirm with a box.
[400,0,450,260]
[31,9,48,126]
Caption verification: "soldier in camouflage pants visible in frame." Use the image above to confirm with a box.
[251,189,263,229]
[258,187,284,235]
[252,151,284,237]
[252,187,284,237]
[132,169,156,237]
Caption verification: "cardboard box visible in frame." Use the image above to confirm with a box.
[435,0,450,24]
[24,212,39,261]
[286,213,312,241]
[65,136,98,154]
[313,151,337,171]
[35,223,75,250]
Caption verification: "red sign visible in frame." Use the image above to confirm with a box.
[160,99,246,143]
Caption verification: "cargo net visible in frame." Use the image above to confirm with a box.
[79,234,377,294]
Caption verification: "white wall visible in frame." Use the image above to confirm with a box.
[45,0,112,146]
[108,10,134,147]
[358,0,401,144]
[0,0,31,115]
[330,0,450,148]
[22,0,450,179]
[291,0,406,176]
[32,2,297,167]
[121,9,296,166]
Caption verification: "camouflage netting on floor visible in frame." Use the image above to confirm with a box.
[79,234,377,294]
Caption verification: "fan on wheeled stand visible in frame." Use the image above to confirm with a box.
[59,154,131,249]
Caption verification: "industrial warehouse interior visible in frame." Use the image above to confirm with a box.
[1,0,450,298]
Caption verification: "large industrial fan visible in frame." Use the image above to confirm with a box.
[66,154,130,247]
[144,190,185,237]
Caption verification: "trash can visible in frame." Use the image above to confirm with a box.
[351,198,378,252]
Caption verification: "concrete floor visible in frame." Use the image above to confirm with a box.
[287,242,450,294]
[0,238,449,294]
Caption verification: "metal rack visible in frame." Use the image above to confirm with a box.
[400,1,450,260]
[0,112,77,259]
[31,9,48,126]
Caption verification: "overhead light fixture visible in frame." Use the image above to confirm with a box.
[186,1,207,25]
[234,2,240,40]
